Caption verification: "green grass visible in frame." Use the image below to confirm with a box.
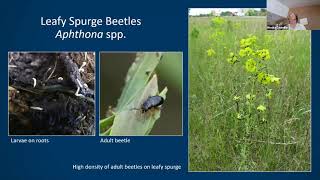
[188,16,311,171]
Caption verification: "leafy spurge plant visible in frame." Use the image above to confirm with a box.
[227,35,280,170]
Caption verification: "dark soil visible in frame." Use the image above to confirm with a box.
[9,52,95,135]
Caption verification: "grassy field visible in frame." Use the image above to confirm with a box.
[188,16,311,171]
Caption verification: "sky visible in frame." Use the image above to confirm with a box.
[189,8,262,16]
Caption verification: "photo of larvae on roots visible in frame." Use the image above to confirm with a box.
[9,52,95,135]
[99,52,182,136]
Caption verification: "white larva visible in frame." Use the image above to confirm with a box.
[76,79,83,88]
[8,65,17,68]
[30,106,43,111]
[32,78,37,87]
[79,62,87,72]
[75,86,85,97]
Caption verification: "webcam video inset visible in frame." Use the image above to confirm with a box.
[267,0,320,30]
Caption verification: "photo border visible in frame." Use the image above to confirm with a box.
[7,51,96,137]
[98,51,184,137]
[187,8,312,172]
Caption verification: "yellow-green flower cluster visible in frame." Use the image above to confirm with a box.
[240,35,257,48]
[257,72,280,85]
[211,17,226,26]
[227,52,239,64]
[245,58,257,73]
[257,105,266,112]
[256,49,270,60]
[246,93,256,101]
[206,48,216,57]
[236,113,244,120]
[265,89,273,99]
[210,31,225,40]
[233,95,241,102]
[235,36,280,86]
[239,47,254,57]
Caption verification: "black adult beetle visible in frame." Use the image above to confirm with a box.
[141,95,164,113]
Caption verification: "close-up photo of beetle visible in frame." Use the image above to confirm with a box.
[99,52,182,136]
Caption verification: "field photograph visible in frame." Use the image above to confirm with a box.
[188,8,311,171]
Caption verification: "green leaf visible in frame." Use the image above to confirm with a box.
[257,105,266,112]
[265,89,273,99]
[99,114,115,135]
[157,53,182,93]
[206,48,216,57]
[100,52,168,136]
[110,75,167,135]
[233,95,241,102]
[116,53,162,111]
